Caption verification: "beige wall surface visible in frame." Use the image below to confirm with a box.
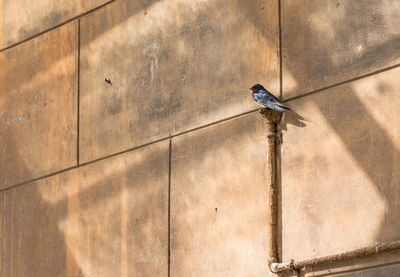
[79,0,278,163]
[282,67,400,261]
[0,22,78,189]
[282,0,400,99]
[171,113,269,276]
[1,0,400,276]
[1,141,169,277]
[279,0,400,269]
[0,0,111,49]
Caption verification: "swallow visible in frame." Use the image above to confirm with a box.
[250,84,291,112]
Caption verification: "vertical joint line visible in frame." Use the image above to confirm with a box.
[77,19,81,166]
[168,136,172,277]
[278,0,283,100]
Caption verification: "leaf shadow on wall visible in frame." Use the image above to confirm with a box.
[2,1,276,276]
[2,135,169,277]
[280,0,400,259]
[1,139,84,276]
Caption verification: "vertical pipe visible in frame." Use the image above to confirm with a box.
[260,108,282,267]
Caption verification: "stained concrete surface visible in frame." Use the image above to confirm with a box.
[171,113,269,276]
[281,67,400,261]
[1,141,169,277]
[0,22,78,189]
[0,0,110,49]
[282,0,400,98]
[2,0,400,276]
[79,0,279,163]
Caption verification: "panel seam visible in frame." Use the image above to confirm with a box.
[285,63,400,102]
[2,61,400,192]
[77,19,81,165]
[0,0,116,53]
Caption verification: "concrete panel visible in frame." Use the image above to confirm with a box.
[282,0,400,98]
[281,67,400,261]
[1,141,169,277]
[0,0,111,49]
[0,23,77,189]
[171,113,269,276]
[79,0,279,163]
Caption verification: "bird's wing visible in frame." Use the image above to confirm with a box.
[260,89,280,101]
[260,90,291,110]
[253,92,290,112]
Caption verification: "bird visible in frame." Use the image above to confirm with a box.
[250,84,291,112]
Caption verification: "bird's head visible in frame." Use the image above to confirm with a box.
[250,84,265,92]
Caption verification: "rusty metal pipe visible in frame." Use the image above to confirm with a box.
[260,108,400,274]
[269,240,400,273]
[260,108,282,268]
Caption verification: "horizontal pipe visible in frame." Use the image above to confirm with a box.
[269,240,400,273]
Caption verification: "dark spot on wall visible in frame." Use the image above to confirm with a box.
[105,78,112,85]
[377,82,390,94]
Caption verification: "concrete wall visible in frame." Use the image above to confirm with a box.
[280,1,400,275]
[1,0,400,276]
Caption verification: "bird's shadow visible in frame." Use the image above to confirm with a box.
[280,109,309,131]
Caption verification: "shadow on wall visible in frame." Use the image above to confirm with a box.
[5,0,280,165]
[3,0,159,88]
[7,0,278,112]
[77,0,279,162]
[2,0,160,102]
[2,134,169,276]
[2,5,173,274]
[2,0,277,275]
[281,110,309,131]
[1,137,83,276]
[5,0,400,274]
[282,0,400,246]
[170,113,272,276]
[3,112,271,276]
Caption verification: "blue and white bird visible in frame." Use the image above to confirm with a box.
[250,84,291,112]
